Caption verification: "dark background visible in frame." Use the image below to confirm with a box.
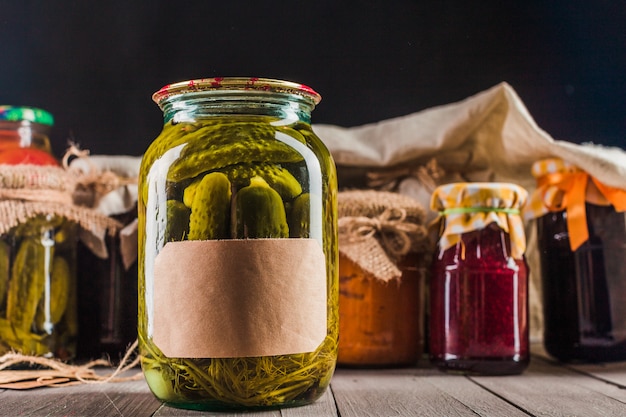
[1,0,624,158]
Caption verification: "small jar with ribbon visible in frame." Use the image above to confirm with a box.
[429,182,529,375]
[337,190,430,367]
[524,158,626,362]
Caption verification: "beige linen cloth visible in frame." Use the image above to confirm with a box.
[69,153,140,268]
[313,82,626,341]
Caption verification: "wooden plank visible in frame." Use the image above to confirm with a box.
[331,366,519,417]
[471,358,626,417]
[0,380,161,417]
[425,375,529,416]
[566,361,626,388]
[282,389,338,417]
[533,342,626,389]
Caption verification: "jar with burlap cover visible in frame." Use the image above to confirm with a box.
[337,190,430,366]
[0,164,121,359]
[338,190,430,282]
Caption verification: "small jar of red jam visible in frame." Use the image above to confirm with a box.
[429,182,529,375]
[525,158,626,362]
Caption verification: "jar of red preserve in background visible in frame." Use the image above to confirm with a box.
[525,158,626,362]
[429,182,529,375]
[0,105,58,165]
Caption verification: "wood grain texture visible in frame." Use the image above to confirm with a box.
[2,348,626,416]
[0,380,161,417]
[472,358,626,417]
[332,367,488,417]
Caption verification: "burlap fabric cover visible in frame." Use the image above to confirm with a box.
[0,164,121,245]
[338,190,430,282]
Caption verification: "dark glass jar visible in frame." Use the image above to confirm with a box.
[76,208,138,360]
[138,78,338,411]
[429,182,529,375]
[0,106,78,360]
[528,158,626,362]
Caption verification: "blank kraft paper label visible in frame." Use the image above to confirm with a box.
[152,239,327,358]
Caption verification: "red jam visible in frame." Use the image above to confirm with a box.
[429,223,529,375]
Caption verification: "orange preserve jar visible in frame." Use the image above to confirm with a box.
[337,190,429,367]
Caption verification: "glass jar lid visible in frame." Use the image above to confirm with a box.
[0,105,54,126]
[152,77,322,107]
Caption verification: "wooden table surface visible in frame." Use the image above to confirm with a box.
[2,346,626,417]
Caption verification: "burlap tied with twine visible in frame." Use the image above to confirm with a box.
[338,190,430,282]
[0,164,121,239]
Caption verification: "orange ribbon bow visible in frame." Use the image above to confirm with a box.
[538,172,626,251]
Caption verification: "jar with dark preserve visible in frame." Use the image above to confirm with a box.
[76,208,138,360]
[138,77,338,411]
[525,158,626,362]
[429,182,529,375]
[0,106,78,360]
[336,190,429,367]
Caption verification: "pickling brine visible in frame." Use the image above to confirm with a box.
[138,78,338,411]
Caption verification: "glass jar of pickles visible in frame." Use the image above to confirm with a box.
[138,77,338,411]
[525,158,626,362]
[429,182,529,375]
[0,106,78,360]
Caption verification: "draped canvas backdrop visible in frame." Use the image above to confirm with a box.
[314,82,626,340]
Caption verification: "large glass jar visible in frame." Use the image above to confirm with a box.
[138,77,338,411]
[0,106,78,360]
[429,182,529,375]
[76,208,138,360]
[526,158,626,362]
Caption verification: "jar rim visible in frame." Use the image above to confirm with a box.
[153,77,322,106]
[0,105,54,126]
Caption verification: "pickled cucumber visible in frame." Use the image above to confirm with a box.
[6,238,46,331]
[289,193,310,238]
[166,123,304,182]
[222,163,302,201]
[234,176,289,238]
[182,179,201,208]
[166,199,191,241]
[188,172,232,240]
